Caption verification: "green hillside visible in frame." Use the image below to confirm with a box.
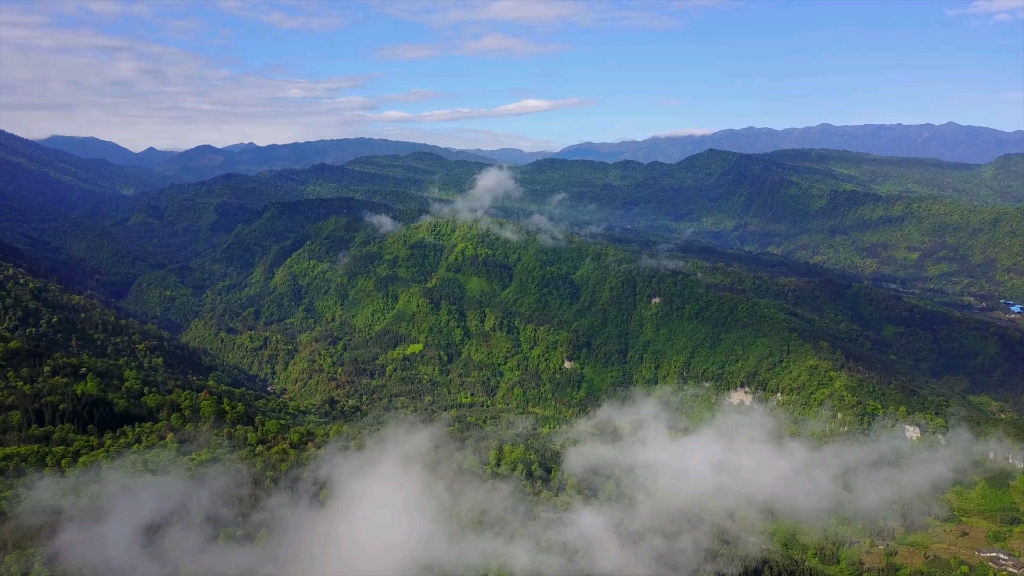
[0,260,326,478]
[764,149,1024,205]
[2,137,1023,575]
[3,230,1024,576]
[119,212,1022,423]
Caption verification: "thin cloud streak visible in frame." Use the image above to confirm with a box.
[654,128,717,137]
[383,89,446,102]
[375,0,724,29]
[946,0,1024,21]
[216,0,349,31]
[378,33,564,60]
[363,98,590,123]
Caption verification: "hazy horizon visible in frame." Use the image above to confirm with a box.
[25,120,1024,154]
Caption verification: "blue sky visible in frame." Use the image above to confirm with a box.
[0,0,1021,151]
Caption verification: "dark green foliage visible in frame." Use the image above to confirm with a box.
[0,262,331,481]
[764,149,1024,205]
[725,556,827,576]
[510,150,1024,298]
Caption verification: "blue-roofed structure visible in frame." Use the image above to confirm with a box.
[1011,305,1024,315]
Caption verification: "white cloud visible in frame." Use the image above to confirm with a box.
[946,0,1024,21]
[525,213,565,243]
[322,96,377,110]
[383,88,446,102]
[378,33,564,60]
[70,0,156,19]
[216,0,348,31]
[548,191,569,207]
[364,213,403,234]
[434,166,521,221]
[377,43,447,60]
[376,0,723,29]
[653,128,716,137]
[365,98,589,123]
[458,33,563,56]
[377,0,594,27]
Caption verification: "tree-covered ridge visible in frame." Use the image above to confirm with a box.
[122,210,1023,431]
[511,151,1024,298]
[764,150,1024,205]
[208,149,1021,298]
[0,260,333,480]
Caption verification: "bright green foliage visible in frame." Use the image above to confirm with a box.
[947,473,1024,525]
[114,215,1018,431]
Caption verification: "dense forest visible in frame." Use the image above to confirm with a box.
[1,130,1023,575]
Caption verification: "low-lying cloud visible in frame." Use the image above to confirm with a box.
[433,165,521,221]
[432,167,570,244]
[364,212,403,234]
[525,213,565,244]
[16,394,1022,576]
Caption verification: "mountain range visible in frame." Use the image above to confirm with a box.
[34,122,1024,185]
[4,122,1024,576]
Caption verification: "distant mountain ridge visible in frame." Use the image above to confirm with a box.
[553,122,1024,164]
[35,135,178,168]
[458,147,554,164]
[36,135,497,183]
[32,123,1024,181]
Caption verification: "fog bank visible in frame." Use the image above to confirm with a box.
[17,395,1021,576]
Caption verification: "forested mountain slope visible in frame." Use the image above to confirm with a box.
[762,149,1024,205]
[513,150,1024,298]
[0,259,322,476]
[140,215,1024,418]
